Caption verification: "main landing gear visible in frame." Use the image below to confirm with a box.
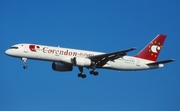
[77,66,86,78]
[90,70,99,76]
[77,66,99,79]
[22,58,27,69]
[78,73,87,78]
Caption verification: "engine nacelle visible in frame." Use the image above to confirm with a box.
[52,62,73,72]
[73,57,92,66]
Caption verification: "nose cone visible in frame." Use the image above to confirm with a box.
[5,49,11,55]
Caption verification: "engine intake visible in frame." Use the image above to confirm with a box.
[52,62,73,71]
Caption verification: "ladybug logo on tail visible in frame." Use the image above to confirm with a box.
[151,45,161,53]
[148,41,162,58]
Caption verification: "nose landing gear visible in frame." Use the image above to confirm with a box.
[21,58,27,69]
[23,65,27,69]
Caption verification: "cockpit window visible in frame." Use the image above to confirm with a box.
[10,47,18,49]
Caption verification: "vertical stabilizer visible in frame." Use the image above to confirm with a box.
[135,34,166,61]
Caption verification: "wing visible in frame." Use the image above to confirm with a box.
[88,47,136,67]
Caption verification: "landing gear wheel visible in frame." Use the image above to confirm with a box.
[90,70,99,76]
[94,71,99,76]
[82,74,86,78]
[90,70,94,75]
[23,65,27,69]
[77,66,87,78]
[78,73,82,77]
[77,73,86,78]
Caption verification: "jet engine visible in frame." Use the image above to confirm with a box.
[52,62,73,71]
[72,57,92,66]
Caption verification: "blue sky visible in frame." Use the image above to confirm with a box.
[1,0,180,111]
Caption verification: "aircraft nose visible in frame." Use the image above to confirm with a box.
[5,49,11,55]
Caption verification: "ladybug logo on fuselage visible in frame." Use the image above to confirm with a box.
[29,45,40,52]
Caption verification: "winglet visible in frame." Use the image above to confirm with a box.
[124,47,137,52]
[131,47,137,50]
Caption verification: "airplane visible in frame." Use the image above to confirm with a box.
[5,34,174,78]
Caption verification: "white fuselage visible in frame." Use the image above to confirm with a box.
[5,43,163,71]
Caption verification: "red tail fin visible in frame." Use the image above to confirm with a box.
[135,34,166,61]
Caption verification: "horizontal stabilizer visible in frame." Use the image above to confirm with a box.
[147,59,175,65]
